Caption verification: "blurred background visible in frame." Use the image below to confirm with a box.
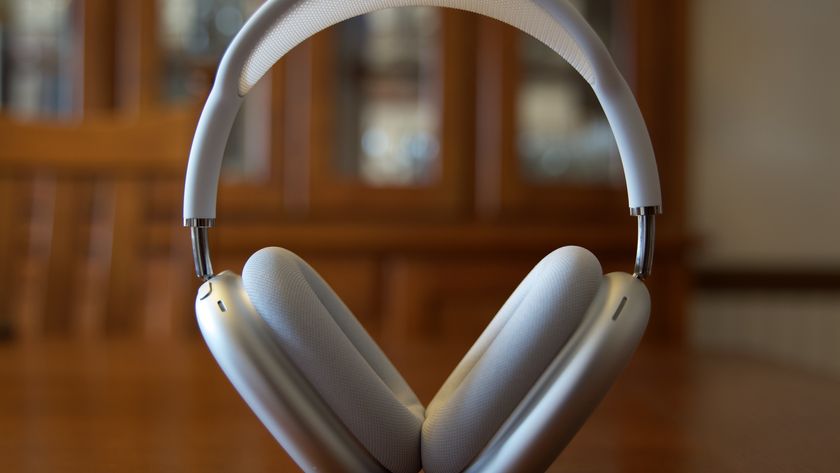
[0,0,838,379]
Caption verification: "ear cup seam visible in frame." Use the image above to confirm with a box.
[289,256,417,412]
[421,247,603,473]
[424,261,546,414]
[272,252,425,421]
[243,247,424,473]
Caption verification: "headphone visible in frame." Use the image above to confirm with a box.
[183,1,662,472]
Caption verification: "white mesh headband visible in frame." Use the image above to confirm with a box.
[239,0,595,95]
[184,0,663,278]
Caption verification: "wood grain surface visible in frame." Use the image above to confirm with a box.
[1,340,838,472]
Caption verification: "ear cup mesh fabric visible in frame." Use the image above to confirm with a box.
[421,246,603,473]
[242,248,424,473]
[239,0,593,94]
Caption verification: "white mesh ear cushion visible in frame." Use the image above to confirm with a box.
[421,246,603,473]
[242,247,425,473]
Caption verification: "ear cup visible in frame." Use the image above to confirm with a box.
[242,246,602,473]
[421,246,603,473]
[242,247,424,473]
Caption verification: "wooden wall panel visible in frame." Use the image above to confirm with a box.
[0,178,26,339]
[79,0,117,112]
[380,256,535,346]
[104,178,146,335]
[117,0,161,112]
[42,178,93,335]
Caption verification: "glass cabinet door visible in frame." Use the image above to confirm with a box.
[332,7,441,187]
[475,0,630,219]
[158,0,270,182]
[517,0,622,186]
[0,0,78,119]
[302,7,471,218]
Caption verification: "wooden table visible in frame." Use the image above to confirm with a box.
[1,340,838,472]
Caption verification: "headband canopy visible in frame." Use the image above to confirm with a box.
[238,0,596,95]
[184,0,662,279]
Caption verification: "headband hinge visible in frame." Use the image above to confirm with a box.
[631,206,660,279]
[186,218,215,280]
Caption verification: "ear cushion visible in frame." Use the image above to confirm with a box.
[421,246,603,473]
[242,247,424,473]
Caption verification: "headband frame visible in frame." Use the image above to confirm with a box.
[183,0,662,279]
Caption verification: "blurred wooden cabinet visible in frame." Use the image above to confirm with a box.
[0,0,687,345]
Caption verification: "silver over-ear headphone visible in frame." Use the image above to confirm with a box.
[183,1,662,472]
